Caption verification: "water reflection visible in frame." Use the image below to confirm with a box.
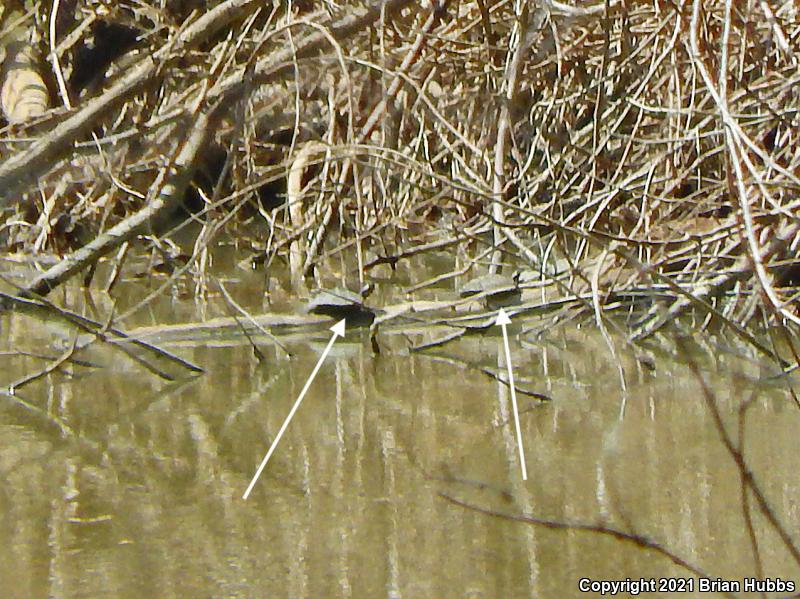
[1,309,799,598]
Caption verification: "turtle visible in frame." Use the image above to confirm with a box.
[305,286,376,326]
[459,272,521,310]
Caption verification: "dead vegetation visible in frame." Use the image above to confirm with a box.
[0,0,798,365]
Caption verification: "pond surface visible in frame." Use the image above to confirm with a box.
[1,263,799,598]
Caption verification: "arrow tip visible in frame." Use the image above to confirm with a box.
[495,308,511,326]
[330,318,346,337]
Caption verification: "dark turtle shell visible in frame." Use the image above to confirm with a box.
[305,288,376,325]
[459,273,521,309]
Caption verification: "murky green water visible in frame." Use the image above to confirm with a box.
[1,266,800,598]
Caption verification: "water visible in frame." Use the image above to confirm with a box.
[1,271,799,598]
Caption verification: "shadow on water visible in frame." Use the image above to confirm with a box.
[1,296,799,598]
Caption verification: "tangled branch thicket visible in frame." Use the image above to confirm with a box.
[0,0,799,353]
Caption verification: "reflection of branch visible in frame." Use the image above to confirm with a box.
[736,388,764,585]
[6,336,78,392]
[0,391,75,438]
[420,352,552,402]
[680,335,800,567]
[439,492,737,599]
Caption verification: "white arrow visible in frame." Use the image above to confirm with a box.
[495,309,528,481]
[243,318,346,499]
